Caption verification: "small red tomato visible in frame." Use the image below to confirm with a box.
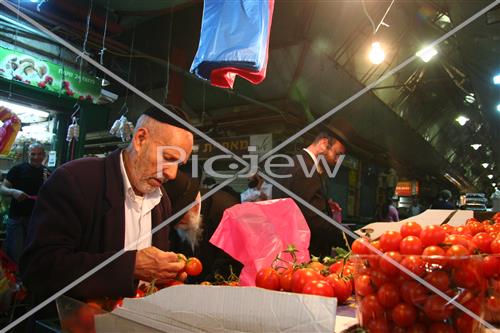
[420,225,446,247]
[185,257,203,276]
[325,273,352,304]
[400,221,422,238]
[400,235,423,255]
[352,238,372,255]
[302,280,334,297]
[376,282,400,308]
[391,302,417,328]
[280,268,294,291]
[379,231,402,252]
[255,267,281,291]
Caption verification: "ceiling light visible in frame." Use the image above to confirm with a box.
[455,116,469,126]
[101,78,110,87]
[497,104,500,112]
[470,144,482,150]
[464,93,475,104]
[368,42,385,65]
[416,46,438,62]
[494,74,500,85]
[488,174,494,179]
[482,163,489,169]
[493,183,497,187]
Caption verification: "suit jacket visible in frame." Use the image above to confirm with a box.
[272,150,343,257]
[20,149,172,302]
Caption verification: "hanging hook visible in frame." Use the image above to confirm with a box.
[71,102,81,119]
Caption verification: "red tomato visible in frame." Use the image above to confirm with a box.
[280,268,294,291]
[472,232,493,253]
[441,223,456,234]
[359,295,384,321]
[490,238,500,254]
[391,303,417,328]
[465,220,484,235]
[424,295,453,321]
[366,318,389,333]
[380,231,402,252]
[376,282,400,308]
[456,313,480,333]
[255,267,281,291]
[422,245,447,267]
[446,244,470,257]
[444,234,469,247]
[400,280,428,306]
[482,255,500,278]
[400,255,425,279]
[329,261,343,274]
[369,269,389,288]
[405,322,427,333]
[454,264,482,289]
[400,236,423,255]
[308,261,325,272]
[352,238,372,255]
[302,280,334,297]
[291,268,321,293]
[486,295,500,313]
[400,221,422,238]
[135,289,145,298]
[420,225,446,247]
[185,257,203,276]
[354,274,374,296]
[378,251,402,276]
[424,270,450,291]
[325,274,352,304]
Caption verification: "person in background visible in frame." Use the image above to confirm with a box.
[166,171,242,283]
[240,173,271,202]
[272,132,346,258]
[0,142,48,264]
[20,106,193,322]
[491,187,500,212]
[431,189,455,209]
[377,197,399,222]
[409,196,423,216]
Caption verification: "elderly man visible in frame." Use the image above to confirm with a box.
[0,142,48,264]
[272,132,346,258]
[20,106,193,312]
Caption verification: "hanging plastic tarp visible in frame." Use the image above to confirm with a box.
[190,0,275,89]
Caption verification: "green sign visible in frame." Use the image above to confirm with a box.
[0,46,100,103]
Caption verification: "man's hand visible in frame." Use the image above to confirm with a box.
[12,189,29,202]
[134,246,185,284]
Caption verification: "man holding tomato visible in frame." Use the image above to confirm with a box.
[20,106,193,319]
[272,132,346,258]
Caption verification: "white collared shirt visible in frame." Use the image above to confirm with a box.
[303,148,322,173]
[120,152,162,250]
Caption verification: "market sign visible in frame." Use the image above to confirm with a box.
[196,134,272,158]
[0,46,100,103]
[395,180,419,196]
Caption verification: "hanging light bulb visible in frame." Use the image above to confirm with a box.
[416,46,438,62]
[482,163,489,169]
[488,174,494,179]
[470,144,482,150]
[455,116,469,126]
[369,42,385,65]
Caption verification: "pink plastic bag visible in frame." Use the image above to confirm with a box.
[210,198,310,286]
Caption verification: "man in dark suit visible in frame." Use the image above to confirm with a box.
[272,132,346,258]
[20,106,193,315]
[166,172,242,283]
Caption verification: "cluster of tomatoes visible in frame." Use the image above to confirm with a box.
[351,212,500,333]
[62,255,203,333]
[254,246,355,304]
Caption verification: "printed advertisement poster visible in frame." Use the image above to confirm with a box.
[0,46,100,103]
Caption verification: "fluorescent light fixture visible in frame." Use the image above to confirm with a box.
[101,78,110,87]
[0,99,49,123]
[482,163,490,169]
[494,74,500,85]
[444,173,462,188]
[470,144,482,150]
[464,93,475,104]
[488,174,494,179]
[455,116,469,126]
[416,46,438,62]
[497,104,500,112]
[369,42,385,65]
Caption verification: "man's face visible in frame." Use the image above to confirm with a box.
[130,124,193,195]
[324,141,346,166]
[29,147,45,167]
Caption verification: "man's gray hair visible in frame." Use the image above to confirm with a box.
[28,142,45,152]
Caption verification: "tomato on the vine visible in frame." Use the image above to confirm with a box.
[255,267,281,291]
[185,257,203,276]
[302,280,334,297]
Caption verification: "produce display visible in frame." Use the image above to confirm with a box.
[351,212,500,333]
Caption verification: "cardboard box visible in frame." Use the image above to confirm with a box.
[94,285,337,333]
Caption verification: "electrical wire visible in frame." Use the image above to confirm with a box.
[99,0,109,65]
[361,0,376,34]
[78,0,93,83]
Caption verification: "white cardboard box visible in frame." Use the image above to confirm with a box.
[95,285,337,333]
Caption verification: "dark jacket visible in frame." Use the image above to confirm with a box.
[20,149,172,303]
[272,150,344,257]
